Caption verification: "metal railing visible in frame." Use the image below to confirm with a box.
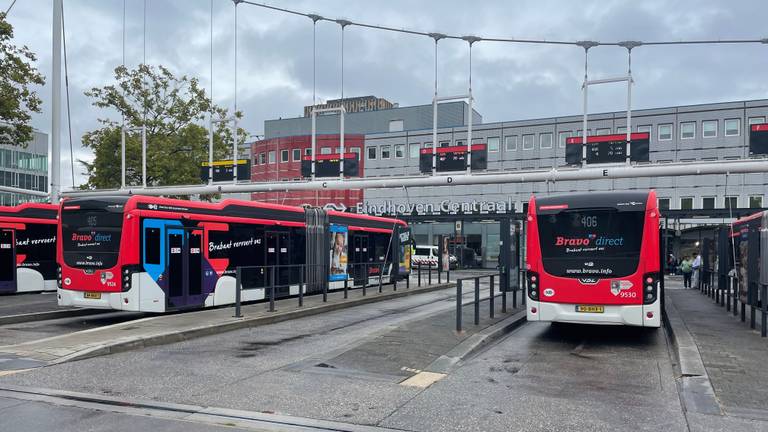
[700,270,768,338]
[232,261,438,317]
[413,262,450,287]
[454,271,522,332]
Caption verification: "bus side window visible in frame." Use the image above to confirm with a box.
[145,228,161,265]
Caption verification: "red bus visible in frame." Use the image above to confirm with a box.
[57,196,411,312]
[526,191,662,327]
[0,203,58,294]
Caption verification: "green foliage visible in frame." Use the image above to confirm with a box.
[0,12,46,147]
[80,64,247,199]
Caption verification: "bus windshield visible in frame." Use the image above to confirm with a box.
[62,205,124,269]
[537,208,645,278]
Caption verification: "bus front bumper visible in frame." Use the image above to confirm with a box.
[527,298,661,327]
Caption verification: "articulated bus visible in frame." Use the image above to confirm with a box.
[57,196,412,312]
[0,203,58,294]
[526,191,662,327]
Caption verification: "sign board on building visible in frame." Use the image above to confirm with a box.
[200,159,251,183]
[455,220,462,233]
[749,124,768,156]
[565,133,650,165]
[419,144,487,173]
[301,153,359,178]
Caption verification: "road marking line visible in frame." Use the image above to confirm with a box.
[400,371,446,388]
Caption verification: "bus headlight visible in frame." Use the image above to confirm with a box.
[643,273,659,305]
[527,271,540,301]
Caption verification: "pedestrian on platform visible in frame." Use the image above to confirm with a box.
[692,252,702,288]
[680,256,693,289]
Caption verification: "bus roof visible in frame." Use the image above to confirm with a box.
[0,202,58,220]
[533,191,652,213]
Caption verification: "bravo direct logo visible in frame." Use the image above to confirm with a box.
[555,234,624,247]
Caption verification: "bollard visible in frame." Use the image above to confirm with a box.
[344,276,348,299]
[456,279,463,332]
[490,275,495,319]
[269,267,276,312]
[474,277,480,326]
[362,263,367,297]
[502,283,507,313]
[234,267,242,318]
[446,268,450,283]
[438,268,442,284]
[323,266,328,303]
[733,277,739,317]
[299,265,304,307]
[726,276,731,312]
[761,284,767,338]
[406,269,410,289]
[428,265,432,286]
[751,284,756,329]
[378,263,384,293]
[418,263,422,287]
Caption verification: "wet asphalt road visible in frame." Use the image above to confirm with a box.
[0,311,146,347]
[0,292,61,317]
[0,280,695,431]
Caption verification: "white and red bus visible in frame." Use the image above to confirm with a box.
[0,203,58,294]
[526,191,662,327]
[57,196,411,312]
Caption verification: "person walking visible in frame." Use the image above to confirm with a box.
[680,256,693,289]
[692,252,702,289]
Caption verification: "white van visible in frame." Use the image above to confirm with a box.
[412,245,457,269]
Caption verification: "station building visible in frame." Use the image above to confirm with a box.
[0,128,49,205]
[250,98,768,268]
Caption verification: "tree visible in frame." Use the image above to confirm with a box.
[80,64,247,197]
[0,12,46,147]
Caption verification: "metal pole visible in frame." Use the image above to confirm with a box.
[490,275,495,319]
[431,37,439,176]
[474,277,480,325]
[340,107,345,179]
[456,279,463,332]
[141,126,147,187]
[51,0,63,202]
[428,264,432,286]
[378,263,383,293]
[208,0,214,185]
[362,263,367,296]
[418,263,421,287]
[344,275,348,299]
[726,274,731,312]
[311,110,316,180]
[234,266,242,317]
[625,48,633,164]
[299,264,304,307]
[269,266,275,312]
[232,0,239,185]
[750,283,756,329]
[581,48,589,164]
[761,283,767,337]
[121,127,126,188]
[502,282,507,313]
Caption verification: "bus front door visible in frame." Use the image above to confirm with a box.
[166,228,204,309]
[266,231,291,298]
[0,229,16,294]
[352,234,369,286]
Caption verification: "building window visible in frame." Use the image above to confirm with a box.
[268,151,276,164]
[616,126,627,134]
[558,131,571,149]
[335,147,342,153]
[596,128,611,135]
[725,119,740,137]
[750,195,763,209]
[725,196,738,209]
[381,145,391,159]
[748,116,765,126]
[394,144,405,158]
[320,147,331,155]
[658,124,672,141]
[487,136,500,152]
[680,197,694,210]
[439,141,451,147]
[424,142,433,149]
[389,119,404,132]
[455,140,465,147]
[658,198,670,211]
[409,143,421,158]
[680,122,696,139]
[539,133,553,149]
[702,197,715,209]
[702,120,717,138]
[305,148,312,156]
[522,134,535,150]
[637,125,652,134]
[350,147,361,159]
[505,136,518,151]
[292,148,301,161]
[280,149,289,163]
[367,147,377,160]
[259,153,266,165]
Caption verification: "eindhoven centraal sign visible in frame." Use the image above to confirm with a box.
[355,198,515,216]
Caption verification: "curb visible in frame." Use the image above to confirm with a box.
[427,309,527,374]
[49,282,455,365]
[0,309,104,326]
[664,294,722,416]
[0,384,401,432]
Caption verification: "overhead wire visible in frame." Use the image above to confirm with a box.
[4,0,17,15]
[238,0,767,47]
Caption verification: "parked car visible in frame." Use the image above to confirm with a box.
[412,245,457,269]
[450,245,481,268]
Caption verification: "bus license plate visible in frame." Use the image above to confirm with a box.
[575,305,604,313]
[84,292,102,300]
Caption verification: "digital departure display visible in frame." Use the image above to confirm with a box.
[565,132,650,165]
[749,124,768,156]
[300,153,360,178]
[419,144,487,173]
[200,159,251,182]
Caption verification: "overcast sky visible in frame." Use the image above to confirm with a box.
[5,0,768,188]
